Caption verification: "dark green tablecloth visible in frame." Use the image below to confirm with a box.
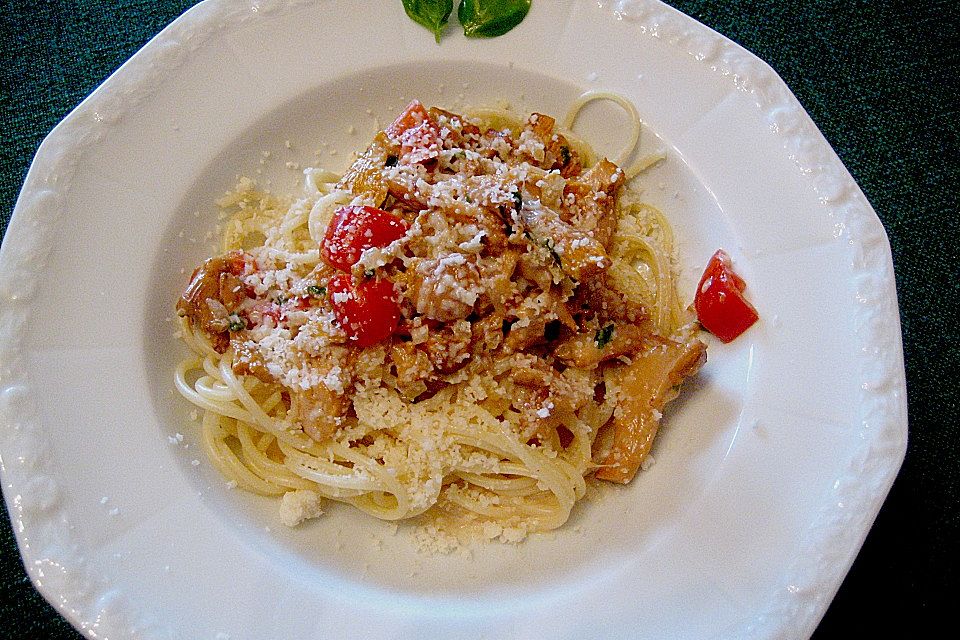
[1,1,956,637]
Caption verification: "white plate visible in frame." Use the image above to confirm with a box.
[0,1,907,638]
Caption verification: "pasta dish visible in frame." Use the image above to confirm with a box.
[174,97,706,543]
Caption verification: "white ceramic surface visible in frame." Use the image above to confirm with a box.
[0,1,907,638]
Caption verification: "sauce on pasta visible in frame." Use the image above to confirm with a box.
[174,99,705,542]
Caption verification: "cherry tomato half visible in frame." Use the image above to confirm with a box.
[694,249,759,343]
[320,205,408,272]
[327,273,401,348]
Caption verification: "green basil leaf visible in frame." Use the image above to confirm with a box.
[402,0,454,43]
[458,0,531,38]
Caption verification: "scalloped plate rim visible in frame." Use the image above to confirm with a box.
[0,1,908,638]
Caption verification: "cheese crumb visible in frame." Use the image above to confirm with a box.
[279,489,324,527]
[414,524,461,554]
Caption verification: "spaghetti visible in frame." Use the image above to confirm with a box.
[174,97,705,541]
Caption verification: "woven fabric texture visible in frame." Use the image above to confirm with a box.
[1,1,956,637]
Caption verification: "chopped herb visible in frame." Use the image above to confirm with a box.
[385,154,399,167]
[274,294,288,305]
[307,285,326,297]
[402,0,454,43]
[526,231,562,268]
[465,194,473,203]
[544,238,562,267]
[228,314,245,332]
[560,145,571,166]
[594,324,615,349]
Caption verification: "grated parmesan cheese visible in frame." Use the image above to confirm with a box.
[279,489,323,527]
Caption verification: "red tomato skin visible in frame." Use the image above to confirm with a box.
[694,250,759,343]
[386,100,432,137]
[327,273,401,348]
[321,205,408,272]
[386,100,441,164]
[224,250,247,275]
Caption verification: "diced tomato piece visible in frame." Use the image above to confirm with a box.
[386,100,432,137]
[224,250,247,275]
[386,100,441,164]
[327,273,401,348]
[321,205,409,272]
[694,249,759,343]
